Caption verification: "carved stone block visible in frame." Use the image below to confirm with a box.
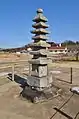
[27,76,48,88]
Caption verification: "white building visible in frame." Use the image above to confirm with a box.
[48,46,68,54]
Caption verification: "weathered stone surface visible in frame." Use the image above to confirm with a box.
[32,35,49,40]
[31,28,49,34]
[32,22,49,28]
[31,65,47,77]
[30,40,50,47]
[29,58,48,64]
[33,9,48,22]
[28,8,51,88]
[27,76,48,88]
[39,65,47,77]
[30,49,48,55]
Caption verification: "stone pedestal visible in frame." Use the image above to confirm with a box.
[27,76,48,88]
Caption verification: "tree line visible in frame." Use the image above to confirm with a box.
[61,40,79,46]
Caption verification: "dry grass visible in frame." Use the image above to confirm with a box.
[48,61,79,68]
[0,52,31,62]
[0,77,10,86]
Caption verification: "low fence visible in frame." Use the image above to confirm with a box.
[0,60,29,80]
[0,61,79,85]
[50,66,79,85]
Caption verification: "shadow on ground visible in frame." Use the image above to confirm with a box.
[7,73,28,87]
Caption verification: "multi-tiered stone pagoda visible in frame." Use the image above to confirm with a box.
[27,8,51,90]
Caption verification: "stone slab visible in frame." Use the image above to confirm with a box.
[27,76,48,88]
[30,49,48,55]
[29,58,48,64]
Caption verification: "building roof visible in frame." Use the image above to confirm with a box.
[47,41,57,46]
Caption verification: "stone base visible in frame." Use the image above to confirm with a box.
[27,75,48,88]
[21,84,59,103]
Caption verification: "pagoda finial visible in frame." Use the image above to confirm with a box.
[37,8,43,13]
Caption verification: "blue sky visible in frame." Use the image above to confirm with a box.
[0,0,79,48]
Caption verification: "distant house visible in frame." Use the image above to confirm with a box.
[47,41,57,47]
[48,46,68,54]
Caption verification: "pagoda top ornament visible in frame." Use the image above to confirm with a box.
[37,8,43,13]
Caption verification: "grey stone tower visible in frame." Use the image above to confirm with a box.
[27,8,50,89]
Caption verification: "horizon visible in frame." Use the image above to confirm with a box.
[0,40,79,49]
[0,0,79,48]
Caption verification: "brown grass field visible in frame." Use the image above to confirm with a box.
[0,53,79,119]
[0,52,31,62]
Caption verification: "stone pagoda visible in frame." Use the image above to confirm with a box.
[27,8,51,90]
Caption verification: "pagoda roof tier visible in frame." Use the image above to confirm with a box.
[31,28,49,34]
[29,57,48,64]
[31,40,50,47]
[33,12,48,22]
[30,49,48,55]
[32,22,49,28]
[32,35,48,40]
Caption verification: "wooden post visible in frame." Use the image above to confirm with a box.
[12,65,14,81]
[29,63,31,76]
[70,67,72,84]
